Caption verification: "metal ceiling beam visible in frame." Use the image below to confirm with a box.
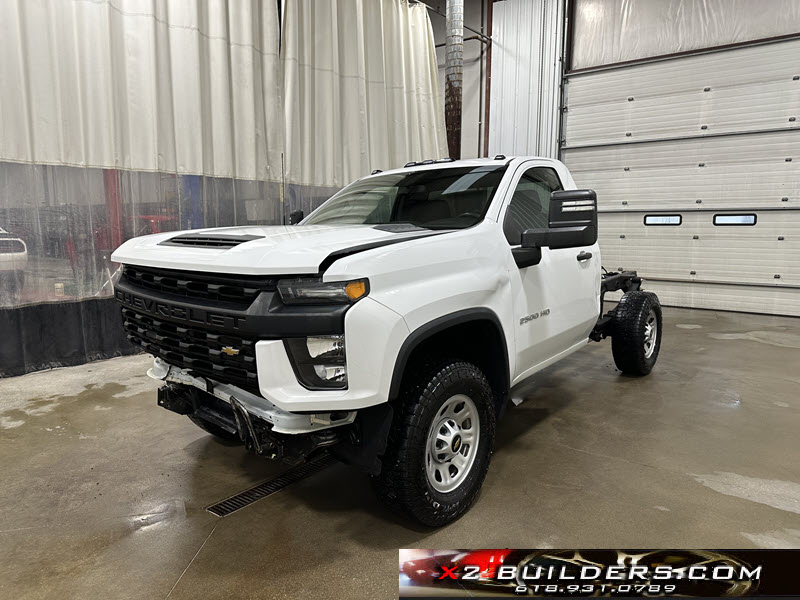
[416,2,492,42]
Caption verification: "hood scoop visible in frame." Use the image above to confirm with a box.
[159,233,264,249]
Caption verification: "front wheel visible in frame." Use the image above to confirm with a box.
[372,360,496,527]
[611,290,662,375]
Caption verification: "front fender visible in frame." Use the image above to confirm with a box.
[387,307,511,401]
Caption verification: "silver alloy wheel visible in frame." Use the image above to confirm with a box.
[643,308,658,358]
[425,394,480,493]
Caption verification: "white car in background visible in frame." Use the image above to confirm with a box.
[0,226,28,294]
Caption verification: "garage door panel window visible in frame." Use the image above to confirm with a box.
[503,167,563,245]
[713,214,757,226]
[644,214,682,226]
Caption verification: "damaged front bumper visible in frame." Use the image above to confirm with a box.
[147,357,391,473]
[147,357,356,435]
[147,355,357,459]
[149,357,356,462]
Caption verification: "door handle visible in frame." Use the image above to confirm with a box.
[576,251,593,262]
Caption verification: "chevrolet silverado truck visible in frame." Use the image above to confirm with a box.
[111,157,662,526]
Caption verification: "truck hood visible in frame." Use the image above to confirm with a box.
[110,224,444,275]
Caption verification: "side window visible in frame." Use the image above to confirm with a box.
[503,167,563,245]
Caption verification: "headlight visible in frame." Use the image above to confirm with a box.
[284,335,347,389]
[277,278,368,304]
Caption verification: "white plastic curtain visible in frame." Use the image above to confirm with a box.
[283,0,447,191]
[572,0,800,69]
[0,0,283,181]
[0,0,446,308]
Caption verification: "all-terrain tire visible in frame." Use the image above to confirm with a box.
[611,290,662,375]
[372,360,496,527]
[188,414,242,443]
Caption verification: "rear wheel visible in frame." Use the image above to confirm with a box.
[372,360,496,527]
[611,291,662,375]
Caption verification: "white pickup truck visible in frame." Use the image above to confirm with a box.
[111,157,662,526]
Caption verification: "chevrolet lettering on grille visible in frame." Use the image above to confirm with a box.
[114,290,247,330]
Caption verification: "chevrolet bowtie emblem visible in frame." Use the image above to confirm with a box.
[221,346,240,356]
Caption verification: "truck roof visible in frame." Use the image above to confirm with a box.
[368,156,561,178]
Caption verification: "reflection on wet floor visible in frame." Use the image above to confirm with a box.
[0,307,799,599]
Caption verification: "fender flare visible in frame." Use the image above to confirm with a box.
[387,307,510,401]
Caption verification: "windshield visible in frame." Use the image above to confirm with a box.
[305,166,507,229]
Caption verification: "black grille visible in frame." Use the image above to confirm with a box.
[122,307,259,392]
[122,265,276,306]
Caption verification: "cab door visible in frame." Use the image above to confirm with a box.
[502,163,600,382]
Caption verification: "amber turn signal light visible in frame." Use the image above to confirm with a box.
[345,280,367,300]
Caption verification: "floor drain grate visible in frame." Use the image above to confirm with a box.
[206,454,338,517]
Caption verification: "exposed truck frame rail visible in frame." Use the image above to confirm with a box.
[591,270,643,341]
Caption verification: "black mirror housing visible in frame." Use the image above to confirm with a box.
[520,189,598,250]
[289,209,304,225]
[512,246,542,268]
[549,189,597,231]
[521,225,596,249]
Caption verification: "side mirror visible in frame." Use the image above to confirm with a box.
[521,189,597,250]
[289,209,304,225]
[511,245,542,268]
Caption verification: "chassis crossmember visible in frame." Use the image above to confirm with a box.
[590,270,643,341]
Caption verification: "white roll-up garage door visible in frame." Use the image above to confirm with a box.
[562,38,800,316]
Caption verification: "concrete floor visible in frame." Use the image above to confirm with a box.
[1,307,799,599]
